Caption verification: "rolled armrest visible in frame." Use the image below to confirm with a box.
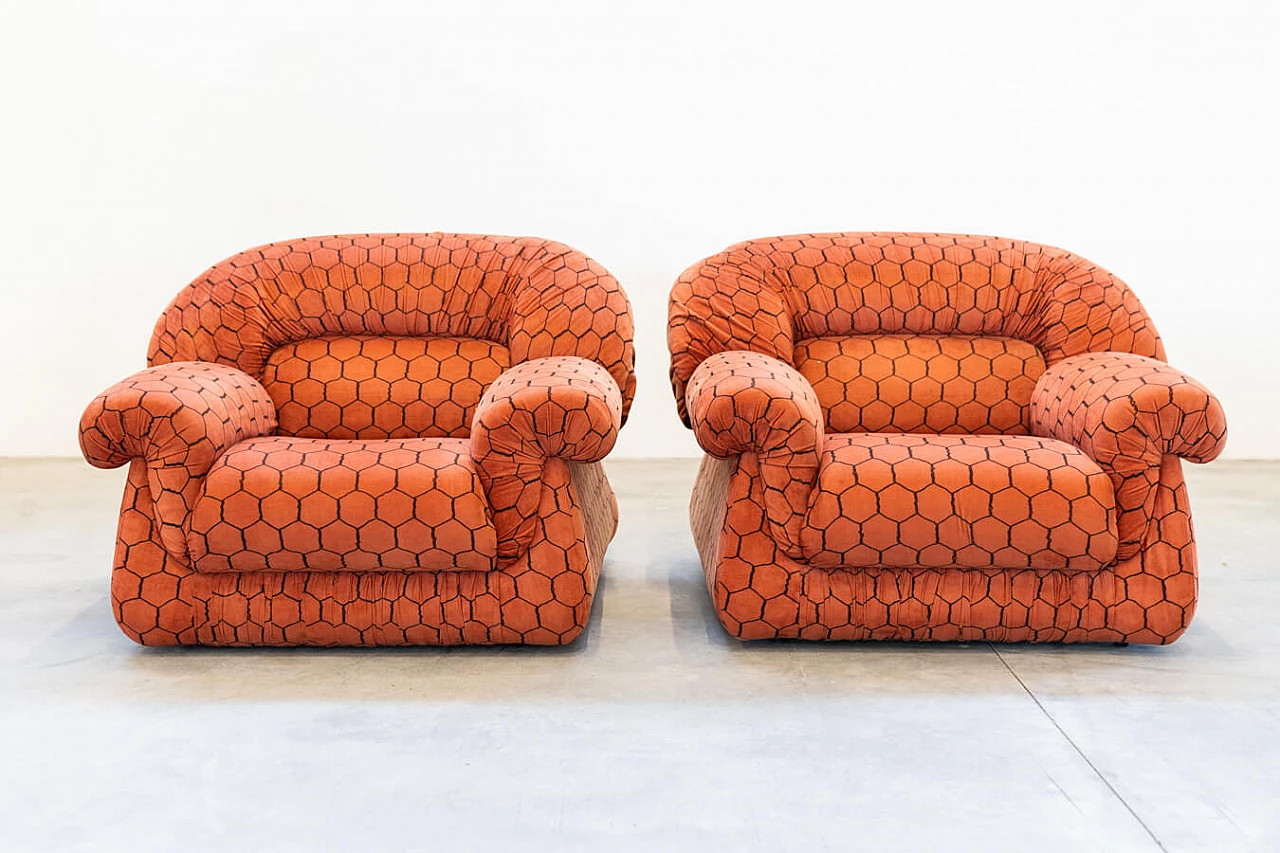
[685,351,823,557]
[472,356,622,557]
[1030,351,1226,557]
[80,362,277,469]
[1031,352,1226,464]
[79,362,277,557]
[687,351,824,460]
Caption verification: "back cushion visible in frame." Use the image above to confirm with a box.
[261,336,509,439]
[794,335,1046,434]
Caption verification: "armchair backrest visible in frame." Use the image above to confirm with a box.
[669,232,1163,434]
[149,234,635,438]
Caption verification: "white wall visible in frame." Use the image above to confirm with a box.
[1,0,1276,459]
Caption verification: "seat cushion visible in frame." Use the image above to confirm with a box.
[794,335,1046,434]
[188,436,497,573]
[801,433,1117,571]
[261,335,510,439]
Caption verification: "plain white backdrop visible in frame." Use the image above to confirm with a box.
[1,1,1275,458]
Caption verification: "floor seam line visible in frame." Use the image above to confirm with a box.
[988,643,1168,853]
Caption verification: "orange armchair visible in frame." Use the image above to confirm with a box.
[80,233,634,646]
[670,233,1226,644]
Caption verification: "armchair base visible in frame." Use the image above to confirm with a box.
[108,458,616,646]
[690,452,1198,644]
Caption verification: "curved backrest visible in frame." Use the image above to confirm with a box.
[150,234,636,437]
[669,232,1163,432]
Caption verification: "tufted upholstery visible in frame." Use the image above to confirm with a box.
[670,233,1226,644]
[80,233,633,646]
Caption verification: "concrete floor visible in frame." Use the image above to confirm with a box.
[0,458,1277,852]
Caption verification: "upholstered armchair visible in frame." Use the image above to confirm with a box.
[669,233,1226,643]
[80,234,635,646]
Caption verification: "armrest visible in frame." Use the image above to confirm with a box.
[1030,352,1226,465]
[685,351,823,557]
[79,362,277,557]
[1030,351,1226,557]
[686,351,824,460]
[472,356,622,557]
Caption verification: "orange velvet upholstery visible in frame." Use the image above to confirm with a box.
[802,434,1118,572]
[670,233,1226,644]
[80,233,634,646]
[794,335,1045,434]
[472,356,623,558]
[188,436,498,573]
[263,336,511,439]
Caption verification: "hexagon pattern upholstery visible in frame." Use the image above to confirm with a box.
[670,233,1227,643]
[803,434,1118,572]
[189,436,499,573]
[80,233,635,646]
[263,336,511,439]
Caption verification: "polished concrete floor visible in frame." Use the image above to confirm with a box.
[1,458,1277,852]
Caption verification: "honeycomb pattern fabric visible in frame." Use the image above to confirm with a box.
[472,356,623,558]
[669,232,1162,427]
[188,436,497,573]
[102,457,615,645]
[79,362,278,560]
[690,453,1201,643]
[150,233,635,422]
[673,232,1225,644]
[802,434,1117,572]
[1030,351,1227,559]
[794,335,1045,434]
[686,351,822,558]
[262,336,510,439]
[80,234,632,646]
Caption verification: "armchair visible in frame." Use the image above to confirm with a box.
[80,233,634,646]
[670,233,1225,643]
